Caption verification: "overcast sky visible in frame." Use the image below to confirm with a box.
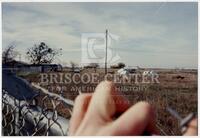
[2,2,198,68]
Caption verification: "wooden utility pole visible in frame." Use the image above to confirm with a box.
[105,29,108,75]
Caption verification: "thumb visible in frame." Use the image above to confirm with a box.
[110,102,157,135]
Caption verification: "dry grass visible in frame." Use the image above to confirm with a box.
[22,68,197,135]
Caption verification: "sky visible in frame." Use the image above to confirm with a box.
[2,2,198,69]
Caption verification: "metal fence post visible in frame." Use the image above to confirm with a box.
[14,99,19,135]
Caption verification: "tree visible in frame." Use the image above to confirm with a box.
[26,42,61,64]
[2,44,17,64]
[70,61,78,70]
[118,62,125,68]
[110,62,126,69]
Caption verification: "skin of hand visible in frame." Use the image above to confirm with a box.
[69,81,197,136]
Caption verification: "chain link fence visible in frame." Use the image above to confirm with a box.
[2,82,74,136]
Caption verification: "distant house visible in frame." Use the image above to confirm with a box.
[3,60,29,68]
[3,60,32,72]
[3,60,62,73]
[39,64,62,72]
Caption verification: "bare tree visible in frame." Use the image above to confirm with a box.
[2,44,17,64]
[26,42,61,64]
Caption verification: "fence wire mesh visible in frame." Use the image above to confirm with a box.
[2,85,74,136]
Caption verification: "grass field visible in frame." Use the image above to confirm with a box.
[21,68,197,135]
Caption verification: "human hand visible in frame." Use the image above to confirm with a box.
[184,118,198,136]
[69,81,158,136]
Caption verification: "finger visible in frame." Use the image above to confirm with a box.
[85,81,130,123]
[69,93,92,135]
[184,118,198,136]
[110,101,157,135]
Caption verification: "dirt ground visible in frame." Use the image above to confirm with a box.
[21,68,197,135]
